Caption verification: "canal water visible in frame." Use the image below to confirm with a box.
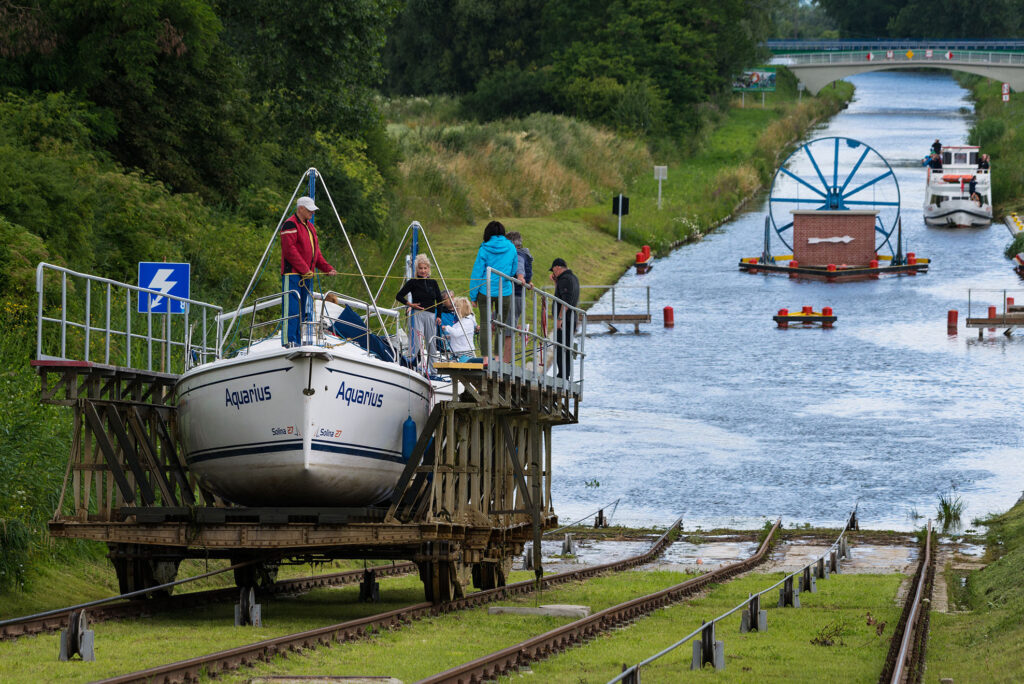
[555,70,1024,531]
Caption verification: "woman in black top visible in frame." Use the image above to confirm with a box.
[396,254,442,364]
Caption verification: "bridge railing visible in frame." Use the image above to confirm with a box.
[779,50,1024,66]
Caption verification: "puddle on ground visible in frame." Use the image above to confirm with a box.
[526,536,923,575]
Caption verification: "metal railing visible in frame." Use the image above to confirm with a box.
[583,284,651,318]
[767,39,1024,53]
[884,520,934,684]
[485,267,586,395]
[611,510,859,682]
[35,263,223,374]
[779,49,1024,67]
[966,288,1024,322]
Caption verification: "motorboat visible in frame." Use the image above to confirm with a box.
[175,170,453,507]
[923,145,992,228]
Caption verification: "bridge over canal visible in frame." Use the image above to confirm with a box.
[765,40,1024,95]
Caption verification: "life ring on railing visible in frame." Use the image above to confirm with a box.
[942,174,975,182]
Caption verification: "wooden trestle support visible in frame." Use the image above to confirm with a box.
[35,359,577,603]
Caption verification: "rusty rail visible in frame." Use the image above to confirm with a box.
[417,519,781,684]
[90,519,682,684]
[0,562,415,641]
[880,519,935,684]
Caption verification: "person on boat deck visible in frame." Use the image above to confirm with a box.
[506,231,533,329]
[550,258,580,380]
[441,296,477,359]
[970,191,983,206]
[927,153,943,170]
[395,253,442,363]
[280,195,337,347]
[469,221,518,361]
[978,154,991,170]
[932,139,942,155]
[435,290,457,353]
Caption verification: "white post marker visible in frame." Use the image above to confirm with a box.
[617,193,623,241]
[654,166,668,209]
[1003,82,1010,103]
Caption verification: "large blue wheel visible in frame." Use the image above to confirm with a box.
[768,137,901,255]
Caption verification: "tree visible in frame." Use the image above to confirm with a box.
[0,0,251,200]
[383,0,548,96]
[218,0,400,138]
[888,0,1022,38]
[816,0,905,37]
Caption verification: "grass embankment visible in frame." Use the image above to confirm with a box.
[961,75,1024,259]
[927,498,1024,683]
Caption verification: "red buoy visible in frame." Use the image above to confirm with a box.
[778,308,789,328]
[827,263,837,272]
[802,305,813,314]
[663,305,675,327]
[1009,297,1016,306]
[643,245,651,258]
[947,309,958,333]
[822,306,833,328]
[989,305,997,319]
[636,251,644,263]
[788,260,798,279]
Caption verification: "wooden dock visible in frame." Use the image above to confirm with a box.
[965,309,1024,337]
[585,313,652,334]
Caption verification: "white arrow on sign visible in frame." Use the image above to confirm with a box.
[147,268,178,309]
[808,236,854,244]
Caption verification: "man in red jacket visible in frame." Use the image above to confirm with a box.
[281,196,337,346]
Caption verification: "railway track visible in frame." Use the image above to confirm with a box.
[92,518,684,684]
[417,518,782,684]
[879,520,935,683]
[0,561,416,641]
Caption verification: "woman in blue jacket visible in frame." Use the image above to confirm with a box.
[469,221,518,360]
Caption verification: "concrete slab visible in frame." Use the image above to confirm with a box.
[488,604,591,618]
[763,539,919,574]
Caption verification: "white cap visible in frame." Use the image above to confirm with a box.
[297,196,319,212]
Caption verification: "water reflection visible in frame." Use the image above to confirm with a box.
[555,71,1024,531]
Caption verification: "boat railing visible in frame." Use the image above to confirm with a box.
[233,289,401,357]
[34,262,223,375]
[484,267,586,395]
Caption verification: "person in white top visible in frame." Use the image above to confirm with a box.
[442,296,476,357]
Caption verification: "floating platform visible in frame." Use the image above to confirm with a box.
[634,245,653,274]
[739,254,929,281]
[774,307,836,328]
[1005,213,1023,237]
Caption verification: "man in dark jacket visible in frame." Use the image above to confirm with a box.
[281,196,337,346]
[549,258,579,380]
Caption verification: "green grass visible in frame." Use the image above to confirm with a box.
[0,557,401,620]
[19,568,903,684]
[927,498,1024,683]
[0,573,430,683]
[518,572,903,683]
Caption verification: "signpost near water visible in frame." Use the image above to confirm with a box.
[654,166,668,209]
[613,194,630,240]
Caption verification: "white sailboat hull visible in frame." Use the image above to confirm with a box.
[175,343,432,507]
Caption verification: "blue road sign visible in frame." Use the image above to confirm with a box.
[138,262,190,313]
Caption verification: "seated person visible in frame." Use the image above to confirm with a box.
[435,290,456,352]
[441,296,477,360]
